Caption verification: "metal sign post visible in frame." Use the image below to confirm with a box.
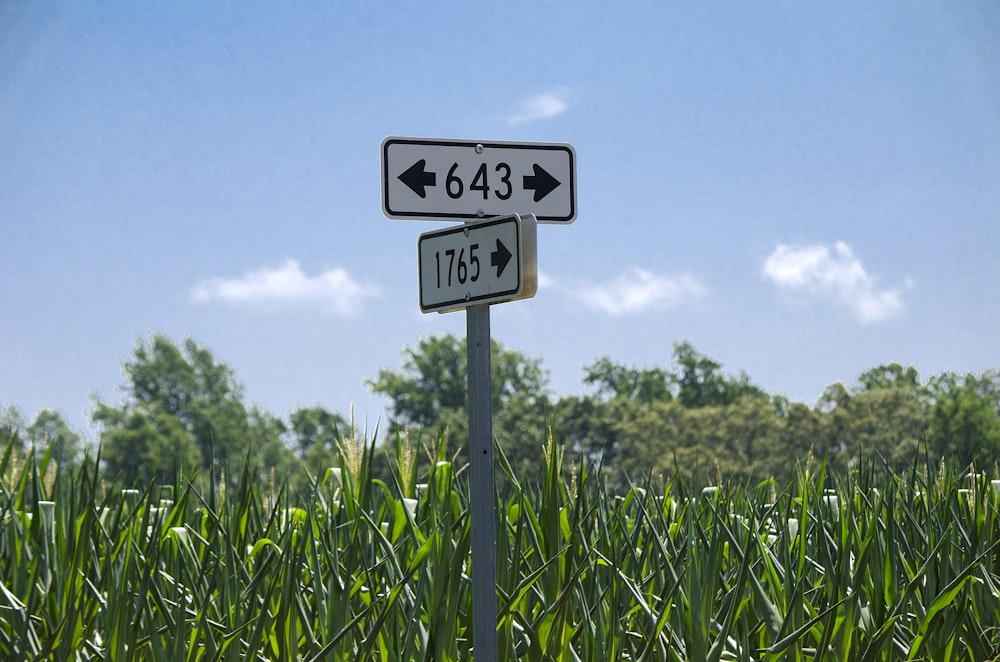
[466,302,497,662]
[380,133,575,662]
[415,214,536,661]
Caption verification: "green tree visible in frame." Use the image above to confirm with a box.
[562,344,772,485]
[813,383,853,472]
[495,391,553,483]
[368,334,548,429]
[93,335,293,485]
[926,371,1000,467]
[26,409,82,471]
[717,396,783,481]
[609,395,796,486]
[845,388,927,470]
[368,335,468,430]
[1,404,26,452]
[613,400,722,484]
[0,406,83,474]
[583,356,672,406]
[552,394,621,469]
[775,401,823,476]
[856,362,922,393]
[93,404,202,484]
[288,405,347,456]
[368,333,551,483]
[562,357,673,472]
[843,364,929,469]
[287,405,349,479]
[670,341,765,408]
[248,406,295,479]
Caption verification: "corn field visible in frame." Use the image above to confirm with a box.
[2,435,1000,661]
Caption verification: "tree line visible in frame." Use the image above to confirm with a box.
[3,333,999,491]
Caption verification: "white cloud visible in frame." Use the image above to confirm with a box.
[572,268,707,315]
[762,241,908,323]
[536,270,557,290]
[507,88,569,125]
[190,259,381,315]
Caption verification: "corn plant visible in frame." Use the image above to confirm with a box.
[2,435,1000,660]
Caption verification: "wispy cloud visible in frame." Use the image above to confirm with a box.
[190,259,381,315]
[536,270,557,291]
[506,88,569,125]
[569,268,707,315]
[762,241,909,323]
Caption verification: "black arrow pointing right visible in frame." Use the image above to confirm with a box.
[522,164,561,202]
[491,238,512,278]
[398,159,436,198]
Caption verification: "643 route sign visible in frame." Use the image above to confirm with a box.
[417,214,537,313]
[382,137,576,223]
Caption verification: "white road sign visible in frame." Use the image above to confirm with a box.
[417,214,538,313]
[382,137,576,223]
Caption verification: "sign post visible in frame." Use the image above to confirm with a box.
[416,213,536,659]
[380,135,574,662]
[466,302,497,662]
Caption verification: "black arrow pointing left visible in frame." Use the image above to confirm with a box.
[491,238,512,278]
[398,159,436,198]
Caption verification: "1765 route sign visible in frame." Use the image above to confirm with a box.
[417,214,538,313]
[381,137,576,223]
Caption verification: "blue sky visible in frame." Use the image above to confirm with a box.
[2,2,999,438]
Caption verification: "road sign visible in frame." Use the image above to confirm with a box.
[417,214,537,313]
[382,137,576,223]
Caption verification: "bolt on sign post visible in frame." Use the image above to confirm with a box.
[381,137,574,662]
